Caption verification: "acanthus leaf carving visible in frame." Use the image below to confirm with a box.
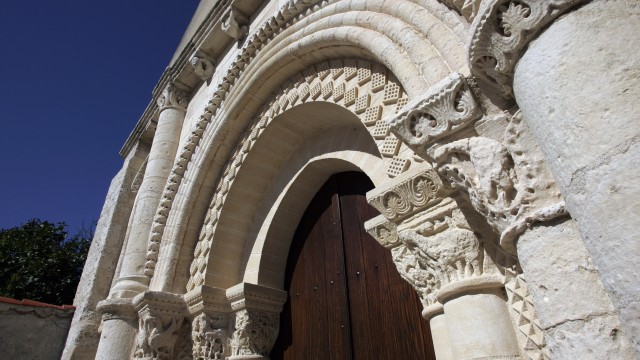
[157,84,189,112]
[469,0,588,101]
[389,72,482,154]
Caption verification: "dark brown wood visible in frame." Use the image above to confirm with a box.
[271,172,436,360]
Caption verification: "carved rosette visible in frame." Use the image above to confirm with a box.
[133,292,187,360]
[469,0,588,100]
[157,84,189,112]
[388,73,482,155]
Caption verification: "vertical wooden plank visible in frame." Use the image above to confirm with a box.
[337,173,376,360]
[321,180,353,360]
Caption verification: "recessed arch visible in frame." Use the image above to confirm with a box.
[189,102,385,291]
[148,0,469,293]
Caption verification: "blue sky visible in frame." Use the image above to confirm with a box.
[0,1,199,233]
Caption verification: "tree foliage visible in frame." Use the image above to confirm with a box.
[0,219,92,305]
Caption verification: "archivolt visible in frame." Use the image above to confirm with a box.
[185,59,407,291]
[145,0,468,292]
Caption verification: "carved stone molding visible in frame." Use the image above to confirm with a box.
[222,6,248,41]
[186,59,409,290]
[388,72,482,155]
[366,165,450,223]
[226,283,287,314]
[157,84,189,112]
[132,292,188,360]
[190,51,216,82]
[469,0,588,101]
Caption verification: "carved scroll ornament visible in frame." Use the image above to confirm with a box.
[367,166,449,223]
[388,72,482,155]
[469,0,588,100]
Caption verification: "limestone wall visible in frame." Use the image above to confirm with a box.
[0,298,74,360]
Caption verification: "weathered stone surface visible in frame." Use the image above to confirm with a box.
[514,0,640,353]
[63,0,640,359]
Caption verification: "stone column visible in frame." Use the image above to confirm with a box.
[94,299,138,360]
[469,0,640,352]
[366,167,521,359]
[422,305,453,360]
[110,84,188,299]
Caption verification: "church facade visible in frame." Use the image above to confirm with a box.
[63,0,640,359]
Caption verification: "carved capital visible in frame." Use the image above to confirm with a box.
[157,84,189,112]
[96,298,137,322]
[469,0,588,101]
[430,112,568,252]
[389,73,482,156]
[222,7,248,41]
[366,165,450,223]
[364,215,399,248]
[192,313,229,360]
[132,292,187,360]
[190,51,216,81]
[229,310,279,358]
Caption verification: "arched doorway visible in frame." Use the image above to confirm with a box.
[271,172,436,359]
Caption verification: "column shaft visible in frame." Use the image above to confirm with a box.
[513,0,640,352]
[444,290,520,359]
[429,313,453,360]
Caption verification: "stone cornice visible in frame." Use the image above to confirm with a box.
[119,0,263,158]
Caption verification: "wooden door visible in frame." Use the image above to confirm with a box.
[271,172,436,360]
